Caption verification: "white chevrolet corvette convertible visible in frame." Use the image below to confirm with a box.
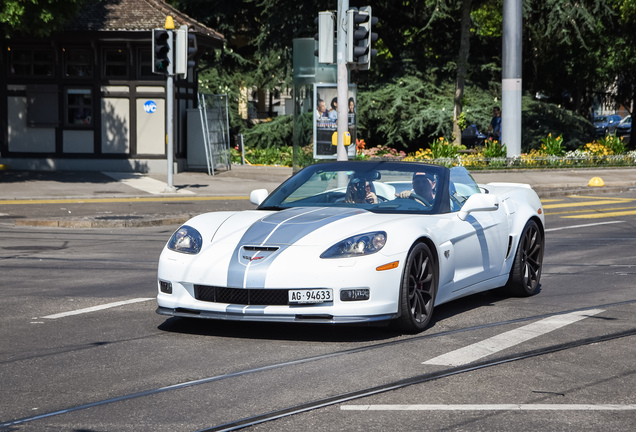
[157,161,545,333]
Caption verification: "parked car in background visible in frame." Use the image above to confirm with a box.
[616,115,631,142]
[593,114,623,136]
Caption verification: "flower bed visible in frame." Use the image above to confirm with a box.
[232,135,636,169]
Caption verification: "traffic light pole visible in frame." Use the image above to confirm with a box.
[336,0,349,161]
[165,28,176,192]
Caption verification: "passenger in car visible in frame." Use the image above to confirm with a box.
[345,177,378,204]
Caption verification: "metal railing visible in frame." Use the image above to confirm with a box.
[197,93,231,175]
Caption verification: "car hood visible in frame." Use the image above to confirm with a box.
[183,207,395,253]
[212,206,369,247]
[174,206,406,289]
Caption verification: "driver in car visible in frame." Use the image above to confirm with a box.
[345,178,378,204]
[395,172,436,205]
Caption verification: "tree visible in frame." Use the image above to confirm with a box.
[0,0,87,38]
[169,0,631,152]
[523,0,614,116]
[453,0,473,144]
[607,0,636,115]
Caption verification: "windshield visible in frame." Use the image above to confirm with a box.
[594,116,608,122]
[259,161,481,215]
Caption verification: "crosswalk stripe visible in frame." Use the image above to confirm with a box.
[41,298,154,319]
[341,404,636,411]
[422,309,604,366]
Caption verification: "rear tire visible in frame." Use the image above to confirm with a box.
[395,242,437,333]
[505,219,544,297]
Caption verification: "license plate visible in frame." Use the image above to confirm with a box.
[288,289,333,304]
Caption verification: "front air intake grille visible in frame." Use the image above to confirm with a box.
[194,285,289,306]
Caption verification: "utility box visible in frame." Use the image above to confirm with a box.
[186,108,206,169]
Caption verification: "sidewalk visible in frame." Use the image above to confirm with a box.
[0,165,294,200]
[2,164,636,227]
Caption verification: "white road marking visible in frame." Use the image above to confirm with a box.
[41,298,154,319]
[102,172,194,195]
[341,404,636,411]
[422,309,604,366]
[545,220,624,232]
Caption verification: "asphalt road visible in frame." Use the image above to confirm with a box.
[1,191,635,431]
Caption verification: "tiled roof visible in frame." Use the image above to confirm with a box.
[65,0,223,43]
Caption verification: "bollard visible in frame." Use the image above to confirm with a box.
[588,177,604,187]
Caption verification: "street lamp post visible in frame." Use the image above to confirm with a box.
[502,0,522,157]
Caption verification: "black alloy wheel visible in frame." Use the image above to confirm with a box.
[396,242,437,333]
[505,219,544,297]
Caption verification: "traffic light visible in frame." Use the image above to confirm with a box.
[152,29,170,75]
[359,6,378,71]
[346,6,378,70]
[175,26,197,78]
[314,11,335,64]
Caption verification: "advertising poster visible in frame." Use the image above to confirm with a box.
[313,83,357,159]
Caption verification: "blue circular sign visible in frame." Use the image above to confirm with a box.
[144,100,157,114]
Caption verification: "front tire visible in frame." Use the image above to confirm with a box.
[505,219,544,297]
[395,242,437,333]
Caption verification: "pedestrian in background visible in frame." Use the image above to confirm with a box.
[488,106,502,141]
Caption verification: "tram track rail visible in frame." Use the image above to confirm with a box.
[202,327,636,432]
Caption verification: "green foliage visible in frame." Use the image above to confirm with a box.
[471,0,503,38]
[428,137,465,159]
[482,140,507,158]
[0,0,86,37]
[178,0,631,162]
[357,75,498,152]
[524,0,616,114]
[540,134,565,156]
[457,112,467,131]
[233,146,293,166]
[521,97,592,152]
[242,115,293,149]
[597,134,628,155]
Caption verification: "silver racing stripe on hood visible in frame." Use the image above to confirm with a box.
[227,207,364,289]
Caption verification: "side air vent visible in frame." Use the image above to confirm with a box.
[506,236,514,259]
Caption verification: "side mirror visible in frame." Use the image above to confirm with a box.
[250,189,269,206]
[457,193,499,221]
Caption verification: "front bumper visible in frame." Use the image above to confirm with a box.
[156,306,397,324]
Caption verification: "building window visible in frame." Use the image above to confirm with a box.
[66,88,93,126]
[64,49,93,78]
[8,47,54,77]
[103,48,128,78]
[138,48,154,79]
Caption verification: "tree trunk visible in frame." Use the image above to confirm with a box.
[453,0,472,145]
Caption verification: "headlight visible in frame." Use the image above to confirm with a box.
[320,231,387,259]
[167,225,202,254]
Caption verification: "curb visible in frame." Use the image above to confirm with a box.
[14,215,192,229]
[533,184,636,198]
